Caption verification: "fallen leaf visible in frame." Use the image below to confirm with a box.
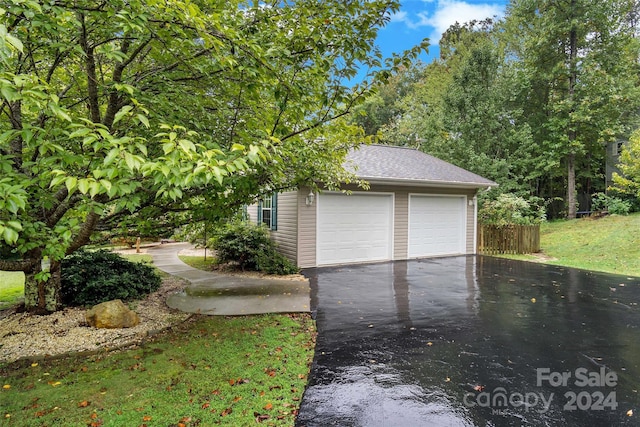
[48,381,61,387]
[2,385,10,390]
[473,385,485,392]
[426,342,433,346]
[233,396,242,402]
[202,402,210,409]
[221,407,233,417]
[78,400,90,407]
[531,298,536,303]
[142,415,152,421]
[31,363,38,367]
[264,402,273,410]
[627,409,633,416]
[255,413,270,422]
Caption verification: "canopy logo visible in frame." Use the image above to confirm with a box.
[462,367,618,414]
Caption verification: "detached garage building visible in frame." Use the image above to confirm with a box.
[249,144,496,268]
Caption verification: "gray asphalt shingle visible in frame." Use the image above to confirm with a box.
[344,144,496,187]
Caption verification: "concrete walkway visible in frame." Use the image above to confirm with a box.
[148,243,310,316]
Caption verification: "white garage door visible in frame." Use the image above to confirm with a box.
[317,193,393,265]
[409,195,466,258]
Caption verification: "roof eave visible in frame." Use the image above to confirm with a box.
[359,176,498,190]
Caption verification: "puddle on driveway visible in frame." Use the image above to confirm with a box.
[297,256,640,427]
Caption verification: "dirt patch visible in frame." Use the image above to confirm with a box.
[528,252,558,263]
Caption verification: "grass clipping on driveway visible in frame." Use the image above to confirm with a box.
[0,314,316,426]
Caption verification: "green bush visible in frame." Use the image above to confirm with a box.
[60,250,161,307]
[478,193,546,226]
[591,192,631,215]
[211,222,299,275]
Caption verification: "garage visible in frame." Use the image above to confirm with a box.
[316,193,393,265]
[408,195,466,258]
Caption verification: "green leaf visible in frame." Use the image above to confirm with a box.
[113,105,133,125]
[2,226,19,245]
[65,176,77,193]
[78,179,90,194]
[7,221,22,231]
[137,114,150,128]
[178,139,196,153]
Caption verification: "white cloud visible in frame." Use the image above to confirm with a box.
[392,0,505,42]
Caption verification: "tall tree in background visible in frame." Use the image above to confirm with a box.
[381,20,536,194]
[504,0,640,218]
[0,0,425,312]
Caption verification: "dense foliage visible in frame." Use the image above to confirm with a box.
[60,250,161,307]
[478,194,546,226]
[613,130,640,200]
[211,222,299,275]
[356,0,640,219]
[0,0,425,311]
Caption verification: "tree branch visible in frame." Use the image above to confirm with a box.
[78,12,101,123]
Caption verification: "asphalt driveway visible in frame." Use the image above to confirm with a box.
[296,256,640,427]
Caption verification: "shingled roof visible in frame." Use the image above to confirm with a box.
[344,144,496,188]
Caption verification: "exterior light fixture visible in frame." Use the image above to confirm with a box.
[306,191,315,206]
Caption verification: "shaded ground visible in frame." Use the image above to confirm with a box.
[149,243,310,315]
[297,256,640,427]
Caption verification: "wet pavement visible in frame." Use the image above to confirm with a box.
[296,256,640,426]
[148,243,310,315]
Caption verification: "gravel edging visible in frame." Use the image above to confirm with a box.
[0,276,190,365]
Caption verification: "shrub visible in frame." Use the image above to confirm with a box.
[478,193,546,226]
[591,192,631,215]
[211,222,299,275]
[61,250,161,307]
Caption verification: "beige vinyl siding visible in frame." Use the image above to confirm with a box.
[297,188,317,268]
[246,204,258,224]
[393,191,408,260]
[269,191,298,263]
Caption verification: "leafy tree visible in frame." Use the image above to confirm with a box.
[613,130,640,199]
[382,19,536,195]
[0,0,426,312]
[504,0,640,218]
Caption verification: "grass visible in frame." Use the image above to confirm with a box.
[0,271,24,310]
[0,314,316,426]
[178,255,218,271]
[499,212,640,277]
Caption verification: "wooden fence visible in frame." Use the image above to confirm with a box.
[477,224,540,255]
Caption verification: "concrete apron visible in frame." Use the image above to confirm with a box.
[148,243,311,316]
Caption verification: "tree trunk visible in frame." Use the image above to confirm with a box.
[23,258,62,314]
[567,152,577,219]
[566,6,578,220]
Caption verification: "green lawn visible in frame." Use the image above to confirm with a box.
[178,255,217,271]
[500,212,640,277]
[0,271,24,310]
[1,314,315,426]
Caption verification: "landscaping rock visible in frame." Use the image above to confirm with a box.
[85,299,140,329]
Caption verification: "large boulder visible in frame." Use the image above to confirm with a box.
[85,299,140,329]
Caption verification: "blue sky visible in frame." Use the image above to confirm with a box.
[376,0,508,64]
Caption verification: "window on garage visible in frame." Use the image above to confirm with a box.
[257,193,278,231]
